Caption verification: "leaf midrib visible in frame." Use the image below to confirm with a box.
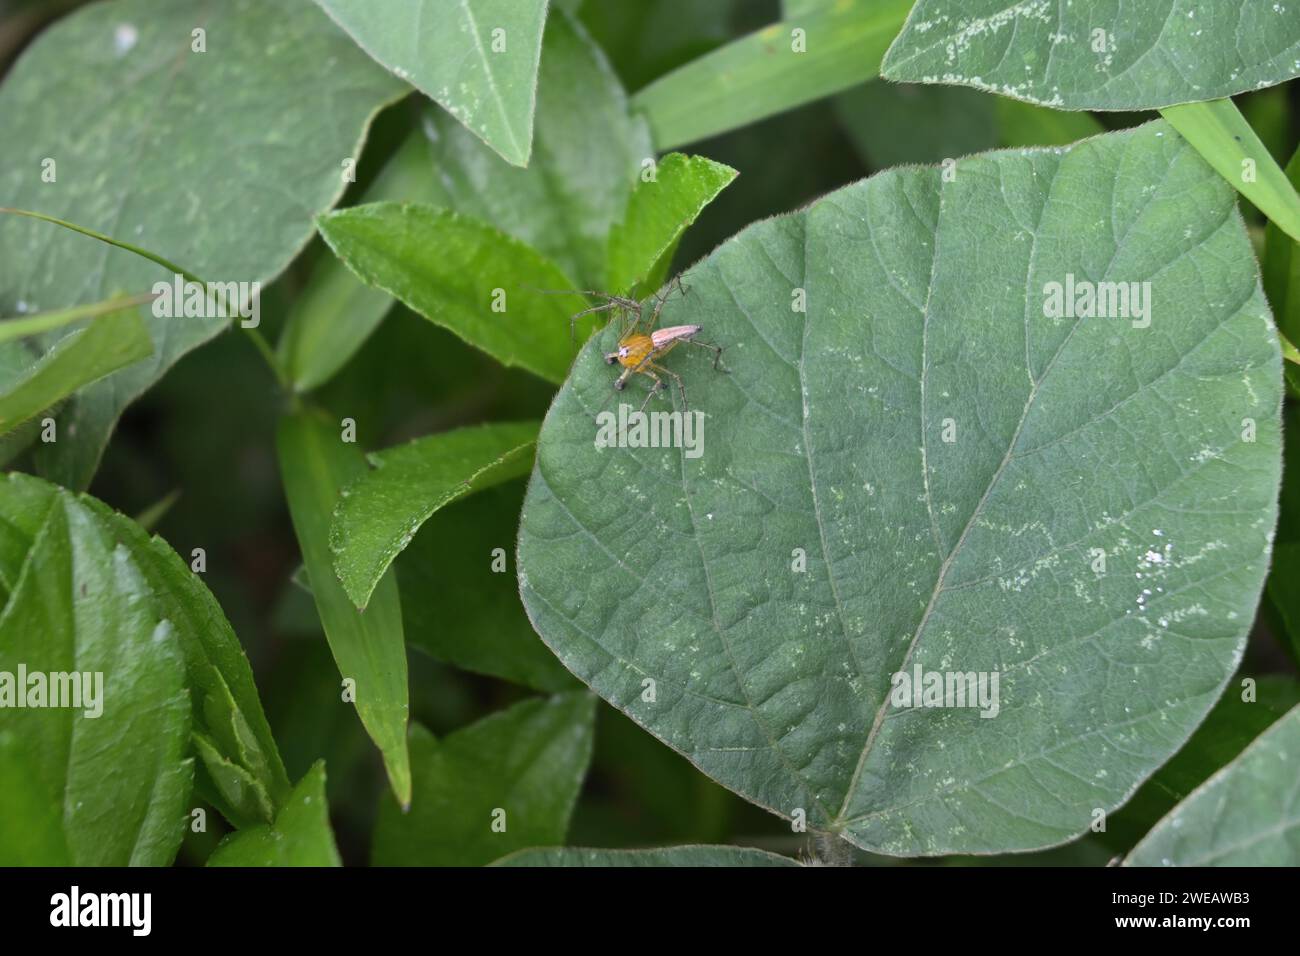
[457,0,524,161]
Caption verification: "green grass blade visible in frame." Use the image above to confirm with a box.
[0,302,152,436]
[277,409,411,807]
[632,0,913,151]
[996,99,1104,149]
[0,293,156,345]
[1160,98,1300,244]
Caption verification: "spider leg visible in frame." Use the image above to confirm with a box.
[617,303,645,339]
[682,337,726,371]
[531,287,640,310]
[613,365,635,391]
[647,289,667,329]
[570,300,618,338]
[646,361,688,412]
[635,369,666,414]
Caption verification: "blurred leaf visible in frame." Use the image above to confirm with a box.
[1238,86,1292,163]
[1263,144,1300,397]
[398,481,577,693]
[260,640,384,847]
[0,299,150,436]
[1104,675,1300,852]
[331,420,539,609]
[1161,98,1300,244]
[318,202,582,384]
[995,99,1105,148]
[278,409,411,808]
[279,132,441,393]
[1264,405,1300,664]
[418,10,651,290]
[315,0,548,167]
[1125,704,1300,866]
[0,474,191,866]
[883,0,1300,110]
[207,761,341,867]
[633,0,913,150]
[1267,545,1300,666]
[572,704,764,847]
[0,0,405,487]
[312,305,554,448]
[834,82,997,168]
[372,692,595,865]
[132,488,180,533]
[782,0,829,17]
[578,0,748,92]
[607,153,737,296]
[493,845,801,866]
[518,122,1281,855]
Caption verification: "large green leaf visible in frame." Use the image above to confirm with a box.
[417,10,652,291]
[0,299,150,436]
[207,761,341,867]
[882,0,1300,111]
[331,421,539,609]
[372,692,595,866]
[315,0,549,168]
[0,0,406,487]
[493,845,801,866]
[632,0,914,151]
[0,474,191,865]
[1125,703,1300,866]
[398,481,578,693]
[517,122,1282,856]
[277,409,411,807]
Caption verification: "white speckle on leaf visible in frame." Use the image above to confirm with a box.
[114,23,138,56]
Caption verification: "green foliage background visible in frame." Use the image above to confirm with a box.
[0,0,1297,867]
